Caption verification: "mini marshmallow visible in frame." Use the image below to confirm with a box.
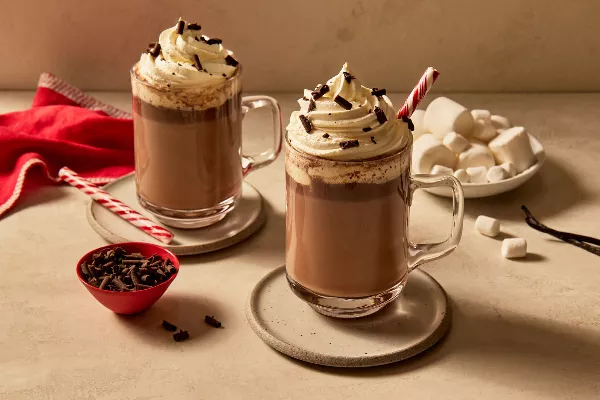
[500,162,517,178]
[501,238,527,259]
[411,109,427,141]
[443,132,469,153]
[471,109,491,122]
[475,215,500,237]
[457,140,496,170]
[412,134,457,174]
[431,165,454,176]
[486,165,508,182]
[488,127,537,173]
[471,119,498,143]
[453,169,470,183]
[466,166,488,183]
[491,115,512,130]
[424,97,475,138]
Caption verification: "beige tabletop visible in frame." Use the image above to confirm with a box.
[0,92,599,400]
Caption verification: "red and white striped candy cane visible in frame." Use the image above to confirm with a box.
[397,67,440,119]
[58,167,174,244]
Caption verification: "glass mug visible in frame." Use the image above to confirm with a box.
[131,68,282,228]
[285,134,464,318]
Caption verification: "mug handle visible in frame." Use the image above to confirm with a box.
[241,95,283,176]
[408,174,465,271]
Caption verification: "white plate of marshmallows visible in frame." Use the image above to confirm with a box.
[411,97,545,199]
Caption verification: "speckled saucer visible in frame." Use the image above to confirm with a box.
[86,173,265,256]
[246,266,451,368]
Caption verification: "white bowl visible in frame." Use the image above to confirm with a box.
[423,133,545,199]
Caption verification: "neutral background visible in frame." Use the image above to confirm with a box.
[1,0,599,92]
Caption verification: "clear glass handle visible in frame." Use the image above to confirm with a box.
[241,95,283,176]
[408,174,465,271]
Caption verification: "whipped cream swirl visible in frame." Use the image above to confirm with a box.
[286,63,409,161]
[136,18,239,89]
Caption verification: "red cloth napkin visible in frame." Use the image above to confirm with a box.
[0,73,134,219]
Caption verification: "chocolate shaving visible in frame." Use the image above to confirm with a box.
[371,136,377,144]
[173,330,190,342]
[339,140,359,149]
[162,320,177,332]
[176,20,185,35]
[225,55,238,67]
[311,84,329,100]
[401,116,414,131]
[149,43,161,58]
[194,36,200,41]
[322,133,330,138]
[99,275,111,290]
[222,73,226,77]
[362,127,372,132]
[187,23,201,30]
[307,98,316,112]
[343,72,355,83]
[193,54,203,71]
[112,277,130,292]
[204,315,222,328]
[299,115,312,133]
[371,88,387,97]
[374,107,387,124]
[334,95,352,110]
[207,38,223,45]
[148,42,157,49]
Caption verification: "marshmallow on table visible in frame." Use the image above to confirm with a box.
[410,109,427,141]
[500,162,517,178]
[466,166,488,183]
[412,134,457,174]
[431,165,454,176]
[486,165,508,182]
[453,169,470,183]
[491,115,512,130]
[471,109,491,122]
[443,132,469,153]
[471,119,498,143]
[501,238,527,259]
[424,97,475,138]
[475,215,500,237]
[456,140,495,170]
[488,127,537,173]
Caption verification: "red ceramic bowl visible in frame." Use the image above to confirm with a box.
[76,242,179,314]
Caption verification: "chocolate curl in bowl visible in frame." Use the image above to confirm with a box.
[397,67,440,118]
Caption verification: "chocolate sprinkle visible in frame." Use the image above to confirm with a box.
[343,72,355,83]
[299,115,312,133]
[193,54,203,71]
[311,84,329,100]
[207,38,223,45]
[173,330,190,342]
[371,136,377,144]
[187,23,201,30]
[339,140,359,149]
[176,20,185,35]
[401,116,415,131]
[149,43,161,58]
[162,320,177,332]
[362,127,372,132]
[374,107,387,124]
[225,55,239,67]
[322,133,330,138]
[334,95,352,110]
[222,73,227,77]
[308,98,316,112]
[371,88,387,97]
[204,315,222,328]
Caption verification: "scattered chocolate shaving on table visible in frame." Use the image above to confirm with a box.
[374,107,387,124]
[225,55,238,67]
[371,88,386,97]
[187,23,201,30]
[193,54,203,71]
[322,133,330,138]
[79,248,176,292]
[334,95,352,110]
[362,127,372,132]
[522,205,600,256]
[207,38,223,45]
[162,320,177,331]
[343,72,355,83]
[149,43,161,58]
[339,140,359,149]
[176,20,185,35]
[401,115,414,131]
[173,330,190,342]
[299,115,312,133]
[371,136,377,144]
[204,315,222,328]
[311,84,329,100]
[308,98,316,112]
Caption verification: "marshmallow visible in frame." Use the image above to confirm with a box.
[466,166,488,183]
[471,119,498,143]
[500,162,517,178]
[488,127,537,173]
[475,215,500,237]
[431,165,454,176]
[491,115,512,130]
[453,169,470,183]
[486,165,508,182]
[443,132,469,153]
[456,140,496,170]
[501,238,527,259]
[410,109,427,141]
[424,97,475,138]
[471,109,491,122]
[412,134,457,174]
